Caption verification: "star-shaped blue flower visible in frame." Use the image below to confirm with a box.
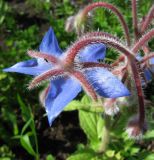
[4,27,130,125]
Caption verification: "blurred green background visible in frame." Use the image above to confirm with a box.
[0,0,154,160]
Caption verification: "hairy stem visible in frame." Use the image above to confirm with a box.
[140,53,154,64]
[71,70,98,101]
[27,50,58,64]
[28,69,65,89]
[133,29,154,53]
[141,5,154,33]
[67,33,145,127]
[129,59,145,125]
[82,2,130,46]
[82,62,111,70]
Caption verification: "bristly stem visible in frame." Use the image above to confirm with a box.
[66,33,145,128]
[141,5,154,33]
[82,31,119,41]
[28,69,65,89]
[71,70,98,101]
[27,50,58,64]
[140,53,154,64]
[66,33,132,63]
[133,29,154,53]
[132,0,139,41]
[82,2,130,46]
[129,59,145,125]
[82,62,111,70]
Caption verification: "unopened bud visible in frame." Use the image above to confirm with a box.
[126,116,147,140]
[65,16,75,32]
[103,99,119,116]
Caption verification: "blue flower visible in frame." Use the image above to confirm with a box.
[4,27,130,125]
[136,54,154,82]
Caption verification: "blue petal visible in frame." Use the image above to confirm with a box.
[144,69,152,81]
[136,54,142,61]
[149,57,154,72]
[136,54,153,80]
[39,27,62,56]
[78,44,106,62]
[84,68,130,98]
[3,59,51,76]
[45,77,81,125]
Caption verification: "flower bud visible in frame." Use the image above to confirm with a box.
[65,16,75,33]
[103,98,120,116]
[65,10,87,35]
[126,116,147,140]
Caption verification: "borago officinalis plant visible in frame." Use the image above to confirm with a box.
[3,27,130,126]
[65,0,154,139]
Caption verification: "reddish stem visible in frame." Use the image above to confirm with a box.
[111,55,125,67]
[27,50,58,64]
[82,31,119,41]
[82,2,130,46]
[81,62,111,70]
[70,70,98,101]
[133,29,154,53]
[66,33,145,127]
[129,59,145,125]
[29,69,65,89]
[141,5,154,33]
[140,53,154,64]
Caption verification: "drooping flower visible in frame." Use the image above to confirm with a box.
[4,27,130,125]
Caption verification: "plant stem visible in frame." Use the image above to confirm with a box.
[98,114,111,153]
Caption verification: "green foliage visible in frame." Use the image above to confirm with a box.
[64,95,103,113]
[15,95,39,159]
[0,145,15,159]
[0,0,154,159]
[46,154,55,160]
[0,0,8,25]
[79,96,104,150]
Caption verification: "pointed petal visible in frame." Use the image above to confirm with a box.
[45,77,81,125]
[84,68,130,98]
[3,59,52,76]
[149,57,154,72]
[78,44,106,62]
[39,27,62,56]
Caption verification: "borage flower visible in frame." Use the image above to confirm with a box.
[136,54,154,84]
[4,27,130,125]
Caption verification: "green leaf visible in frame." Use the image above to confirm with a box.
[46,154,55,160]
[81,95,91,105]
[144,130,154,139]
[17,94,31,121]
[0,158,11,160]
[64,100,82,111]
[21,118,33,135]
[64,96,103,113]
[1,107,19,135]
[106,150,115,158]
[20,134,36,157]
[130,147,140,155]
[145,153,154,160]
[67,148,96,160]
[79,110,104,150]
